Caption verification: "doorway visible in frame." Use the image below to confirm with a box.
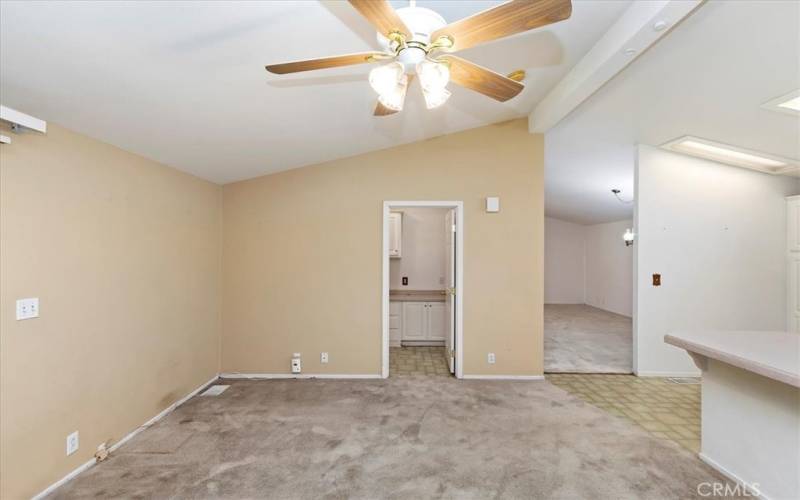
[382,201,464,379]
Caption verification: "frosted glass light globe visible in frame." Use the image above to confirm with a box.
[369,62,405,96]
[417,59,450,91]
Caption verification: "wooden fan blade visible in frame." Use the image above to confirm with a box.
[266,52,387,74]
[373,75,414,116]
[349,0,411,38]
[374,101,398,116]
[430,0,572,53]
[440,55,524,102]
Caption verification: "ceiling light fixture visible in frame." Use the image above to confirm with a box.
[417,59,450,91]
[762,89,800,116]
[623,228,635,247]
[377,74,409,111]
[369,62,405,96]
[422,86,451,109]
[661,136,798,175]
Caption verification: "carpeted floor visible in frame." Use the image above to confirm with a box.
[48,377,738,499]
[545,304,632,373]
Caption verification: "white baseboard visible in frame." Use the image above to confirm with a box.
[461,375,545,381]
[32,374,219,500]
[635,370,701,378]
[219,373,382,379]
[698,452,771,500]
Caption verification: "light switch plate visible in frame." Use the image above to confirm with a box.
[16,298,39,320]
[486,197,500,213]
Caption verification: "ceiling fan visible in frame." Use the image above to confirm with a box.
[265,0,572,116]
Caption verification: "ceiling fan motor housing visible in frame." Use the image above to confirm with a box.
[376,7,447,72]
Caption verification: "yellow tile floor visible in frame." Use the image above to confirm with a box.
[390,346,452,376]
[547,373,701,453]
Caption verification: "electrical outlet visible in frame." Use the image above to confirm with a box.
[66,431,79,456]
[291,354,301,374]
[402,277,408,286]
[16,297,39,320]
[320,352,329,363]
[487,353,496,364]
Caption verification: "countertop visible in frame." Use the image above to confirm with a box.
[664,330,800,388]
[389,290,446,302]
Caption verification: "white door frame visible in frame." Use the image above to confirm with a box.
[382,201,464,379]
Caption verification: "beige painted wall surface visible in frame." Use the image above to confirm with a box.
[223,120,544,376]
[0,123,223,499]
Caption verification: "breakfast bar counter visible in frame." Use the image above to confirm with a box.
[665,331,799,500]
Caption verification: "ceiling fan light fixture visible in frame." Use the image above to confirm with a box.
[378,75,409,111]
[416,59,450,91]
[422,86,451,109]
[369,61,405,96]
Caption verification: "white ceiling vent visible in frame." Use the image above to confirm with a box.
[200,385,229,396]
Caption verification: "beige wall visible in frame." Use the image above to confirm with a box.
[0,123,223,499]
[389,207,449,291]
[223,119,544,376]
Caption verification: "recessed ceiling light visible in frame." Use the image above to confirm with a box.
[762,89,800,116]
[624,48,637,56]
[653,20,668,31]
[661,136,799,175]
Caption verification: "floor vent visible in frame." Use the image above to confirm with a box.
[200,385,230,396]
[666,377,700,385]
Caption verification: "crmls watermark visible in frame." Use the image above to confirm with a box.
[697,482,761,497]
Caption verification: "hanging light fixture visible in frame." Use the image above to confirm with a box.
[378,74,409,111]
[422,86,451,109]
[623,228,635,246]
[369,62,405,96]
[369,62,409,111]
[416,59,450,91]
[416,58,450,109]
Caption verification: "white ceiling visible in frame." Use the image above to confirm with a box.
[0,0,630,184]
[544,0,800,225]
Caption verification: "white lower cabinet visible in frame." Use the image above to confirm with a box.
[389,301,402,347]
[401,301,446,343]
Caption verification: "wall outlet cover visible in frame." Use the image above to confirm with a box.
[320,352,329,363]
[16,297,39,320]
[66,431,79,456]
[487,353,496,364]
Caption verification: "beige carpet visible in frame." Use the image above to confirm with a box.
[47,377,739,499]
[545,304,632,373]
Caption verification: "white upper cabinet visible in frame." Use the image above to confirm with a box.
[389,212,402,258]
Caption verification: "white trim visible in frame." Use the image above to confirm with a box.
[634,370,701,378]
[461,375,545,381]
[529,0,702,132]
[383,201,464,379]
[0,105,47,133]
[698,453,771,500]
[219,373,382,379]
[32,374,219,500]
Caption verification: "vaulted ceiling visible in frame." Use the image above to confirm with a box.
[544,0,800,224]
[0,0,629,183]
